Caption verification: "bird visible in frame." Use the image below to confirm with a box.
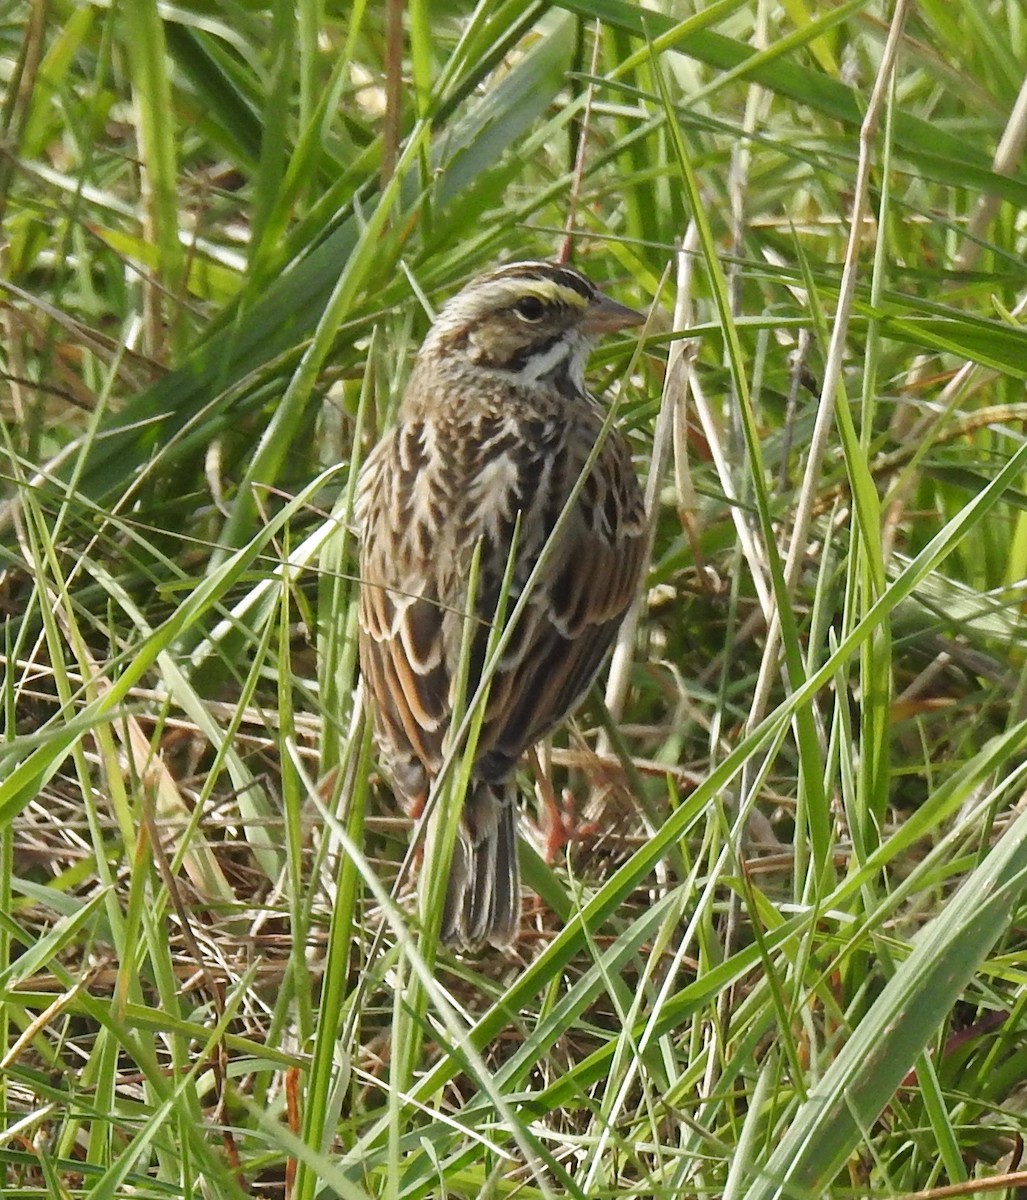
[356,260,647,950]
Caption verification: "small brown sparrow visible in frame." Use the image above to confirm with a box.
[356,261,646,949]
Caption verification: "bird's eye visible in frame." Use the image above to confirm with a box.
[514,295,546,322]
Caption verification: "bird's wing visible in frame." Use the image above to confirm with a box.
[357,415,646,795]
[475,434,647,773]
[358,423,464,801]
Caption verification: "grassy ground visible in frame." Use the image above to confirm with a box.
[3,1,1027,1197]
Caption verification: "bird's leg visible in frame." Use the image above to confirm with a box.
[529,745,601,862]
[406,791,428,868]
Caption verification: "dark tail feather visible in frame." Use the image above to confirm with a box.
[432,778,520,951]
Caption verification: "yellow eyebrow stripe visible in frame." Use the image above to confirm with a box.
[501,279,589,311]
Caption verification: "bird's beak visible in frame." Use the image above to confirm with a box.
[581,291,646,335]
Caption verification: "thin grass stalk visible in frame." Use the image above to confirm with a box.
[386,541,490,1128]
[292,721,373,1200]
[0,0,48,231]
[748,0,912,722]
[250,0,296,257]
[599,256,674,743]
[954,73,1027,272]
[277,547,314,1040]
[122,0,185,359]
[850,71,899,862]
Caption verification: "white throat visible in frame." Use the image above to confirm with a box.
[507,332,591,389]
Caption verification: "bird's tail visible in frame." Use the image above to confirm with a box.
[425,777,520,951]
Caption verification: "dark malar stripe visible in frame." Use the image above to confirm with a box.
[502,331,566,374]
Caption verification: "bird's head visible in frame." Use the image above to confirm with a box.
[421,261,644,391]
